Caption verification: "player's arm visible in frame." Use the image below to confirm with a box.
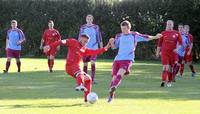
[109,38,115,49]
[56,30,61,51]
[135,32,162,42]
[156,35,163,58]
[174,33,182,53]
[97,26,103,48]
[40,31,45,50]
[148,34,162,40]
[83,42,111,56]
[187,35,193,55]
[43,40,62,53]
[109,34,120,50]
[78,26,84,40]
[17,30,26,45]
[5,38,8,50]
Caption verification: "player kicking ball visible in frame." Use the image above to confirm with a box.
[43,34,111,102]
[108,20,162,102]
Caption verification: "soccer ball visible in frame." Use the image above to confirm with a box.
[87,92,98,104]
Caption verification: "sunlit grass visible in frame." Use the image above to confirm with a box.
[0,58,199,114]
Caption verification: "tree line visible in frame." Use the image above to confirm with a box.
[0,0,199,61]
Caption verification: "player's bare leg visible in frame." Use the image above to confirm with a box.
[3,57,12,73]
[108,68,126,102]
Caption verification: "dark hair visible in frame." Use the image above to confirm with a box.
[81,34,90,39]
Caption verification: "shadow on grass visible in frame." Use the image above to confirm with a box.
[0,103,84,109]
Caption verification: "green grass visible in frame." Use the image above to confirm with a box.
[0,58,199,114]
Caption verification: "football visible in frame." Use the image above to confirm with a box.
[87,92,98,104]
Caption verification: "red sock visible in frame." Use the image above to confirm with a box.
[162,71,168,82]
[189,65,195,73]
[180,64,184,76]
[84,78,92,102]
[168,72,172,82]
[76,74,84,86]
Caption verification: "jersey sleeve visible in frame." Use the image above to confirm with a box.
[96,25,102,44]
[82,48,107,56]
[157,32,164,47]
[42,30,47,41]
[55,30,61,41]
[6,30,10,40]
[112,34,120,49]
[135,32,149,42]
[18,29,25,40]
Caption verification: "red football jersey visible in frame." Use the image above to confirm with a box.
[43,29,61,45]
[158,30,182,51]
[50,39,106,66]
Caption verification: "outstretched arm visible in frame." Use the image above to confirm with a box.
[148,34,163,41]
[43,40,65,53]
[83,42,111,56]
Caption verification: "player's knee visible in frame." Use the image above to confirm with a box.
[7,58,11,61]
[49,55,55,60]
[117,68,126,76]
[163,65,169,71]
[16,59,20,62]
[84,62,88,66]
[91,61,95,65]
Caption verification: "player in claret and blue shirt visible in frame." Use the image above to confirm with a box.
[79,14,103,84]
[108,20,162,102]
[4,20,25,73]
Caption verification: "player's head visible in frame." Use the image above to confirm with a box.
[86,14,94,25]
[166,20,174,30]
[178,24,184,33]
[48,20,54,29]
[184,25,190,34]
[11,20,17,29]
[120,20,131,34]
[79,34,90,46]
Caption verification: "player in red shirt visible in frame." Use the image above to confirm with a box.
[43,34,110,102]
[179,25,196,77]
[40,20,61,72]
[156,20,182,87]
